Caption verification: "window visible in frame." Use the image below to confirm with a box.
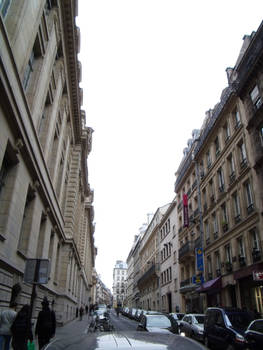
[225,244,232,263]
[232,192,241,223]
[214,136,220,157]
[238,141,247,166]
[233,108,241,129]
[215,251,221,275]
[217,167,225,192]
[250,84,262,109]
[212,213,218,235]
[207,256,212,278]
[0,0,10,17]
[209,179,215,202]
[22,51,35,90]
[223,122,231,142]
[250,228,260,251]
[244,181,254,213]
[228,154,235,183]
[205,221,210,243]
[238,237,245,258]
[173,251,177,264]
[221,203,228,224]
[206,150,212,169]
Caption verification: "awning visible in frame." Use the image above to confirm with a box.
[196,276,221,294]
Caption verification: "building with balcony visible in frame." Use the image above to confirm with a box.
[137,204,169,311]
[174,21,263,315]
[159,199,181,313]
[0,0,95,325]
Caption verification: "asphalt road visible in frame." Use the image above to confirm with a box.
[44,310,208,350]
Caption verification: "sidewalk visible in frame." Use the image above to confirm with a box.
[44,314,91,349]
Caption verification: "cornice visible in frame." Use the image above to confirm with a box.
[60,0,81,143]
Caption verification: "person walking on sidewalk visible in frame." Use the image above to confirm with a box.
[79,306,84,321]
[35,297,56,350]
[11,304,33,350]
[0,302,17,350]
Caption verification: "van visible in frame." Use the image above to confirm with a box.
[204,307,254,349]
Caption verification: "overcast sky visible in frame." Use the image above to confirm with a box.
[76,0,262,290]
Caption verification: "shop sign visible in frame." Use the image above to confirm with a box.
[196,248,204,272]
[253,271,263,281]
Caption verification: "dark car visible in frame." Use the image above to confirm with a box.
[137,314,179,334]
[204,307,254,349]
[244,318,263,349]
[179,313,205,341]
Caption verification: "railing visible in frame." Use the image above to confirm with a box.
[179,241,195,260]
[137,264,156,286]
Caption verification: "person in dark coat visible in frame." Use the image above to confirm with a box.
[11,304,33,350]
[35,297,56,350]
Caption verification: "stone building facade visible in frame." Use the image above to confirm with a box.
[159,199,181,313]
[0,0,95,325]
[174,21,263,314]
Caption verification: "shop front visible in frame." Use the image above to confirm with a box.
[197,276,222,309]
[234,263,263,317]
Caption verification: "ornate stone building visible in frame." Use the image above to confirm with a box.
[0,0,95,325]
[174,21,263,315]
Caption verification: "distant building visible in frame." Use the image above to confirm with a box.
[112,260,127,307]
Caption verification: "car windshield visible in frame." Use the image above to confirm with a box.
[193,316,205,324]
[147,315,171,327]
[226,311,253,330]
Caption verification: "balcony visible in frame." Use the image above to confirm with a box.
[179,241,195,261]
[179,276,196,293]
[238,255,246,267]
[225,261,232,272]
[252,249,261,263]
[137,264,157,287]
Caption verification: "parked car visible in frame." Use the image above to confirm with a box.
[204,307,254,349]
[169,313,185,327]
[137,314,179,334]
[179,313,205,341]
[244,318,263,349]
[128,308,138,320]
[134,309,143,321]
[121,307,130,316]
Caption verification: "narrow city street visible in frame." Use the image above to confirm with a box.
[44,310,207,350]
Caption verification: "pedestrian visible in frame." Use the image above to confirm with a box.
[0,302,17,350]
[11,304,33,350]
[35,297,56,350]
[79,306,84,321]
